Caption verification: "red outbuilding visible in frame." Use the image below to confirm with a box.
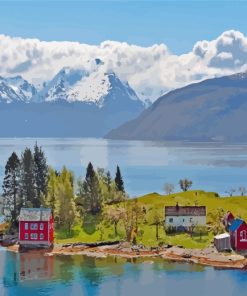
[19,208,54,248]
[223,211,235,229]
[229,219,247,251]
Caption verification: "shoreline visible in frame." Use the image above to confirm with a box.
[6,243,247,270]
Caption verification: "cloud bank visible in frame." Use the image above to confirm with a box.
[1,30,247,101]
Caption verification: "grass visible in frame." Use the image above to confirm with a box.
[55,190,247,248]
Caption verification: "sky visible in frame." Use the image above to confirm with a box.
[0,0,246,54]
[1,0,247,101]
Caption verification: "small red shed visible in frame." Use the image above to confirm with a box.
[19,208,54,248]
[229,219,247,251]
[223,211,235,229]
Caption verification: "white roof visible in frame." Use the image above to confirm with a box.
[214,233,230,239]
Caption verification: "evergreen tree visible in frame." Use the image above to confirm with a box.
[115,165,125,192]
[78,162,102,215]
[20,148,37,207]
[34,142,48,203]
[2,152,21,226]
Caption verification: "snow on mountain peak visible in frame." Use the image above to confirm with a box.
[0,63,146,108]
[34,64,143,107]
[67,70,111,105]
[0,76,37,103]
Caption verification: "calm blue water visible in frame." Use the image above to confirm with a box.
[0,249,247,296]
[0,138,247,196]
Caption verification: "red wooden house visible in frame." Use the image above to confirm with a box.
[19,208,54,248]
[229,219,247,251]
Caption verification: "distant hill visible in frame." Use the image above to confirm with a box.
[106,72,247,142]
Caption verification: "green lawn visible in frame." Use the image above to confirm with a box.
[55,190,247,248]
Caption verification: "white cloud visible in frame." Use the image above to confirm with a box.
[1,30,247,101]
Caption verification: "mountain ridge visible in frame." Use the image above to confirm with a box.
[105,71,247,142]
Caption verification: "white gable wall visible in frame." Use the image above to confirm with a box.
[165,216,206,227]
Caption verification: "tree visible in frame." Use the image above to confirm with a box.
[208,208,224,235]
[225,188,236,197]
[34,143,48,203]
[120,201,144,243]
[54,167,77,234]
[106,206,125,237]
[78,162,102,215]
[115,165,125,192]
[148,209,163,240]
[179,179,193,192]
[106,171,112,193]
[194,225,208,240]
[239,187,246,196]
[44,168,59,211]
[2,152,21,227]
[20,148,37,207]
[164,183,175,195]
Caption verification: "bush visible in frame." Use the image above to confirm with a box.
[165,225,176,234]
[137,229,144,238]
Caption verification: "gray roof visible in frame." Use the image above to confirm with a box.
[19,208,52,221]
[165,206,206,217]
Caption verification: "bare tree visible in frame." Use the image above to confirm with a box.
[239,187,247,196]
[179,179,193,192]
[164,183,175,195]
[225,188,236,197]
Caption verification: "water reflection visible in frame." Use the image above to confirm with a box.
[1,251,247,296]
[19,253,54,281]
[56,255,74,283]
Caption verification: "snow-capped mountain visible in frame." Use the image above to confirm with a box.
[0,76,37,103]
[33,65,143,108]
[0,64,145,137]
[33,67,87,103]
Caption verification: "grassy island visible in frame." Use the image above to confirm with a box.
[55,190,247,249]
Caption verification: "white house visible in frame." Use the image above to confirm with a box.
[165,204,206,231]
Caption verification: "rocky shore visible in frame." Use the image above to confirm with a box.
[7,242,247,270]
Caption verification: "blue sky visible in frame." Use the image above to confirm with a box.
[0,1,246,54]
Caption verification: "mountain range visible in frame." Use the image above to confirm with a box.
[106,72,247,142]
[0,63,145,137]
[2,66,247,142]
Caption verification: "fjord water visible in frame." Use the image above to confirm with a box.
[0,138,247,196]
[0,249,247,296]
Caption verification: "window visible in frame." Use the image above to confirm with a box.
[24,223,28,230]
[169,218,173,223]
[240,230,247,241]
[40,223,44,230]
[40,233,44,240]
[25,233,28,240]
[30,223,38,230]
[30,233,38,240]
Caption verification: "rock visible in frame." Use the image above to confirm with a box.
[150,247,159,251]
[62,243,72,248]
[182,254,192,259]
[119,242,132,249]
